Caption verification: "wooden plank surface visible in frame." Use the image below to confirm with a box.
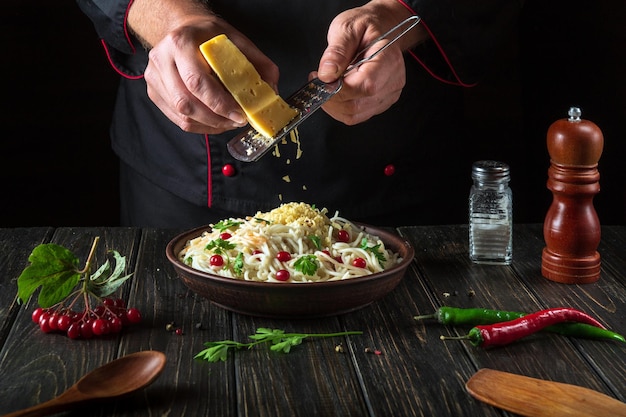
[0,227,53,345]
[1,225,625,417]
[232,315,368,417]
[0,227,140,415]
[397,226,621,397]
[512,224,626,402]
[116,228,236,417]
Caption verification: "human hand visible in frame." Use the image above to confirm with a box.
[314,1,424,125]
[134,9,279,134]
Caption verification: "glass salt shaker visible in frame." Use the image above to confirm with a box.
[469,160,513,265]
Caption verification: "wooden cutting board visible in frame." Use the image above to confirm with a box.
[466,368,626,417]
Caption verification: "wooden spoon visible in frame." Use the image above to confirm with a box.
[466,368,626,417]
[2,350,166,417]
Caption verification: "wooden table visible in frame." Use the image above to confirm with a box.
[1,225,625,416]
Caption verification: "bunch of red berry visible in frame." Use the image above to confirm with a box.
[32,298,142,340]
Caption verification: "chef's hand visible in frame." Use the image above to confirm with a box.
[314,0,426,125]
[129,1,278,134]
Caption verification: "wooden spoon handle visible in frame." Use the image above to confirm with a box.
[466,368,626,417]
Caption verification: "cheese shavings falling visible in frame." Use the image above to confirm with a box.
[290,129,303,159]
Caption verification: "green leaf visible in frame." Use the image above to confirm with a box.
[213,219,242,232]
[205,238,236,255]
[308,235,321,250]
[233,252,244,276]
[294,255,319,276]
[360,238,386,265]
[271,340,293,353]
[108,250,128,281]
[17,244,80,307]
[270,336,304,353]
[90,273,133,298]
[249,328,283,341]
[195,343,231,362]
[37,270,81,308]
[90,258,112,282]
[87,250,133,298]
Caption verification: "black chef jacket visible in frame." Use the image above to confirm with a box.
[76,0,523,225]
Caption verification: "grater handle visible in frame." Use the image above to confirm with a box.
[343,15,421,77]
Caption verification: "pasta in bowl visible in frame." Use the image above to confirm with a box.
[166,202,414,318]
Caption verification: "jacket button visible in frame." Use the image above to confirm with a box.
[384,164,395,176]
[222,164,236,177]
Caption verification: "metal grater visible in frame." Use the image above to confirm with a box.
[226,78,342,162]
[226,15,421,162]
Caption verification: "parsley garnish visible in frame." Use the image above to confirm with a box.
[308,235,322,250]
[294,254,319,276]
[213,219,242,232]
[195,327,362,362]
[205,238,236,255]
[360,238,386,265]
[254,217,271,224]
[233,252,244,276]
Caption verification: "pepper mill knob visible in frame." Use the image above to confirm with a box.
[542,107,604,283]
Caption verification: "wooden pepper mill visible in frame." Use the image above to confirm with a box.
[542,107,604,284]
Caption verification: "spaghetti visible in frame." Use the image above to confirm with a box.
[179,202,402,283]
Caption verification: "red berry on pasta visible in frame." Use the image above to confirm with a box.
[276,251,292,262]
[337,230,350,242]
[275,270,290,281]
[210,254,224,266]
[352,258,367,268]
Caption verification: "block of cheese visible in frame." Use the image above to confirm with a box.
[199,34,298,138]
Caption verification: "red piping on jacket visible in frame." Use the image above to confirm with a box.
[396,0,476,87]
[205,134,212,207]
[95,0,213,206]
[99,0,143,80]
[123,0,136,54]
[99,40,144,79]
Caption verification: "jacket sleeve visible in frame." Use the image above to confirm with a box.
[76,0,147,77]
[399,0,525,84]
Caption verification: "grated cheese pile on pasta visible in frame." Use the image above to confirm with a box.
[179,202,402,283]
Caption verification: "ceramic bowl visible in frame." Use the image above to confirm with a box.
[165,224,414,318]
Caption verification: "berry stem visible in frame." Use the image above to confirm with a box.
[78,236,100,275]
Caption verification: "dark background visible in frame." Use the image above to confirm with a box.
[2,1,624,227]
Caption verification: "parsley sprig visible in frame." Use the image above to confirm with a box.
[294,254,319,276]
[233,252,244,276]
[212,219,242,232]
[203,238,241,275]
[195,328,362,363]
[308,235,322,249]
[205,238,236,254]
[360,238,386,266]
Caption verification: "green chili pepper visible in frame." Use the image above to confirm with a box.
[441,307,614,348]
[415,307,524,326]
[416,306,625,343]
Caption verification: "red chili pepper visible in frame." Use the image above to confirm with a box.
[442,307,606,347]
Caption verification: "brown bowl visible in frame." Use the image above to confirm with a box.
[166,224,414,318]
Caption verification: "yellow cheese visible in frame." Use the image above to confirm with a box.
[199,34,298,138]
